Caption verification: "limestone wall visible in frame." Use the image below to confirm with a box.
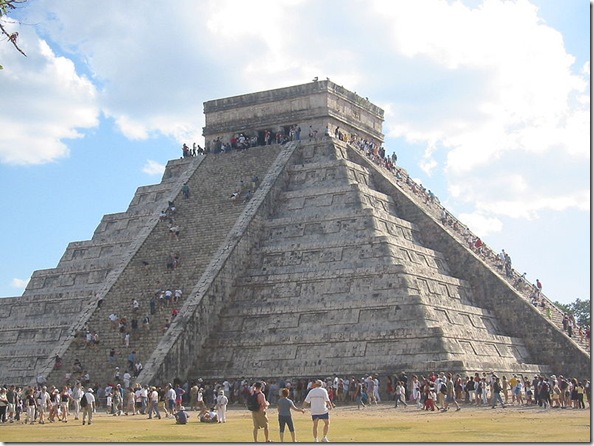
[136,141,301,385]
[203,80,384,146]
[173,138,548,383]
[346,144,590,380]
[0,157,203,386]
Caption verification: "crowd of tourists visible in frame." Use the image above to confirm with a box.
[0,369,589,427]
[3,128,587,437]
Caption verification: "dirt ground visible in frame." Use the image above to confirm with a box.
[0,401,590,443]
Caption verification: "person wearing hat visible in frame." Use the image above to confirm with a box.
[303,379,332,443]
[48,387,60,422]
[174,405,190,424]
[216,389,229,423]
[81,388,95,425]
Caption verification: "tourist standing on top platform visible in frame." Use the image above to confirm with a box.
[182,143,192,157]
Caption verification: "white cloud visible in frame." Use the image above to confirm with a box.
[477,189,590,220]
[457,212,503,236]
[381,0,587,169]
[367,0,589,224]
[142,159,166,176]
[0,26,99,165]
[2,0,588,228]
[11,277,29,291]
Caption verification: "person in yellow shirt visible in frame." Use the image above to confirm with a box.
[509,375,518,404]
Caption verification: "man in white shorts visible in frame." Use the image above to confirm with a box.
[304,380,332,442]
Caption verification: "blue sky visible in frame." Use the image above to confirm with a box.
[0,0,589,305]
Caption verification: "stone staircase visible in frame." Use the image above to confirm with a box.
[0,158,200,385]
[350,144,590,354]
[0,137,588,388]
[187,138,562,381]
[42,146,283,386]
[346,141,589,376]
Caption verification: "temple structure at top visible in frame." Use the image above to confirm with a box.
[0,80,588,390]
[203,79,384,147]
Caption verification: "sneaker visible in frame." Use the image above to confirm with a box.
[322,437,330,442]
[82,421,85,425]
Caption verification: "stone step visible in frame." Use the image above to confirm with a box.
[47,145,285,385]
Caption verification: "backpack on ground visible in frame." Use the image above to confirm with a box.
[247,392,260,411]
[80,394,88,408]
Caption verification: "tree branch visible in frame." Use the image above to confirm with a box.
[0,20,26,56]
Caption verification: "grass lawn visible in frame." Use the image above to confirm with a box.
[0,402,590,443]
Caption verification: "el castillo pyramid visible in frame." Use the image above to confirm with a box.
[0,80,589,390]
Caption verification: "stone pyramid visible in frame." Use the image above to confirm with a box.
[0,81,588,389]
[177,138,588,382]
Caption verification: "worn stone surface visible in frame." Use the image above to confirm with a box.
[203,80,384,149]
[0,82,588,388]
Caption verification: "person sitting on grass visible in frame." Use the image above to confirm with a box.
[200,409,218,423]
[174,406,190,424]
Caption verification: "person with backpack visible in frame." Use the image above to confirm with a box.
[248,381,270,442]
[81,388,95,425]
[538,377,551,409]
